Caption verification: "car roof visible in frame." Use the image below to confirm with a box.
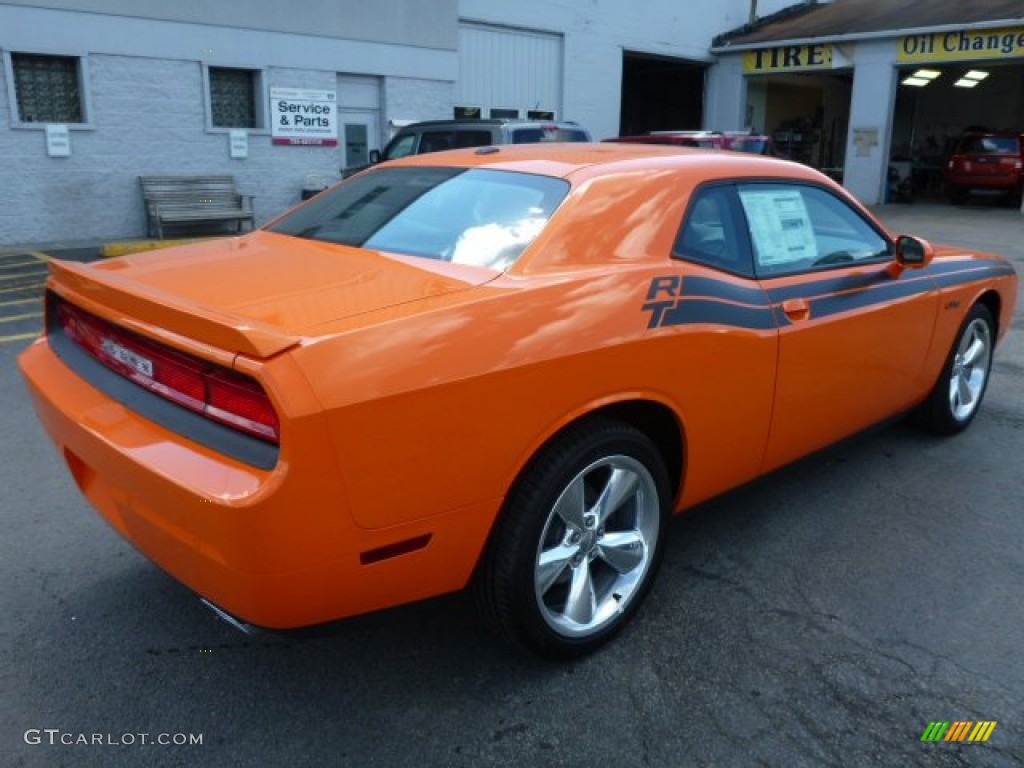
[386,141,813,183]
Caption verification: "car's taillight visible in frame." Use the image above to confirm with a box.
[206,372,279,441]
[54,298,279,444]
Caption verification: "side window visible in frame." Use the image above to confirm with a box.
[737,184,890,276]
[383,133,417,160]
[673,185,750,275]
[418,131,456,154]
[512,127,590,143]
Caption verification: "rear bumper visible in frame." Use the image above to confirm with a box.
[18,338,497,628]
[944,173,1021,190]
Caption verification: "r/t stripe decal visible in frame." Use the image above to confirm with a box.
[645,298,776,330]
[643,259,1013,331]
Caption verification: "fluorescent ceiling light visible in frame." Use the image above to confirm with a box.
[902,77,931,86]
[912,69,941,80]
[954,78,979,88]
[963,70,989,81]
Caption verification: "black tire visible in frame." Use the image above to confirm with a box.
[475,418,671,659]
[916,303,995,435]
[1007,184,1023,209]
[946,185,967,204]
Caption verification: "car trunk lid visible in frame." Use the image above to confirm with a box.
[47,232,498,358]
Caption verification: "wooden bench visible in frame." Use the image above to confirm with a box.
[139,175,255,239]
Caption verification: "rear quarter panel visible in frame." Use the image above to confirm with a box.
[290,163,782,530]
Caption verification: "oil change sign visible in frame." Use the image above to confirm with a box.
[271,87,337,146]
[898,26,1024,63]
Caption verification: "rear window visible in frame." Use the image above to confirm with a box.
[957,135,1019,155]
[268,167,569,270]
[453,130,495,148]
[511,127,590,143]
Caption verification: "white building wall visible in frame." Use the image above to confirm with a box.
[705,55,749,131]
[3,0,457,50]
[0,3,456,244]
[384,77,455,127]
[844,40,898,205]
[459,0,759,141]
[0,0,818,245]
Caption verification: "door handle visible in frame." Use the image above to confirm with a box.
[781,298,811,322]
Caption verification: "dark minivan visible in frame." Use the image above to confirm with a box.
[343,119,592,177]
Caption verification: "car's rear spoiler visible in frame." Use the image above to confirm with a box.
[47,259,300,360]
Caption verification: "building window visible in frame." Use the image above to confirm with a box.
[209,67,259,128]
[11,53,83,123]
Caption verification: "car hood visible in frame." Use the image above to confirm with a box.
[50,231,498,356]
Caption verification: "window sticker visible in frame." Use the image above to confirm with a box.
[738,189,817,267]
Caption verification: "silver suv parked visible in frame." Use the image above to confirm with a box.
[343,119,591,177]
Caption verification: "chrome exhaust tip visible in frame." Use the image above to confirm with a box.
[199,598,258,636]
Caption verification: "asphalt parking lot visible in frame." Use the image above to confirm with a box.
[2,204,1023,768]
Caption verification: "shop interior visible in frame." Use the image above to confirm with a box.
[890,61,1024,201]
[619,52,706,136]
[745,72,853,180]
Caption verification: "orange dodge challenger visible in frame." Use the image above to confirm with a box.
[19,144,1018,658]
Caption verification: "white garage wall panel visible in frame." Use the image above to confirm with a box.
[458,22,562,118]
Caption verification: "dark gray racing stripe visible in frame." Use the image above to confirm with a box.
[650,298,777,331]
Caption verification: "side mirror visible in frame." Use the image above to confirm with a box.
[893,234,934,271]
[369,149,381,164]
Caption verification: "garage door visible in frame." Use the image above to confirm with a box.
[457,22,563,120]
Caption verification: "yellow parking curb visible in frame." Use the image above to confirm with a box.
[100,237,224,258]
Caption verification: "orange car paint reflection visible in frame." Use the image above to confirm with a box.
[19,144,1018,629]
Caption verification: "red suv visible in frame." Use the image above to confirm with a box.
[944,131,1024,205]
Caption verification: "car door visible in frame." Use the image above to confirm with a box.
[655,183,779,508]
[735,181,939,472]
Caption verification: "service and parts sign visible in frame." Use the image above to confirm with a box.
[898,26,1024,63]
[271,87,337,146]
[743,44,835,74]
